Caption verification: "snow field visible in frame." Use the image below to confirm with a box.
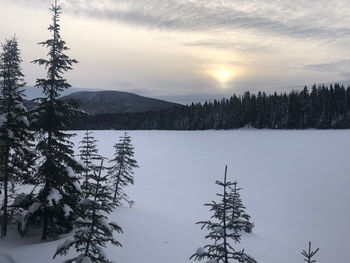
[1,130,350,263]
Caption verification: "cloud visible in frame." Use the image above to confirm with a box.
[3,0,49,8]
[61,0,350,41]
[113,81,137,88]
[304,60,350,72]
[4,0,350,41]
[182,40,270,52]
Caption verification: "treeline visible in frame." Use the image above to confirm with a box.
[72,84,350,130]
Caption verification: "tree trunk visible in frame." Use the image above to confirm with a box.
[1,144,10,238]
[41,206,48,240]
[113,176,121,203]
[42,121,53,240]
[113,159,123,203]
[85,159,103,256]
[223,165,228,263]
[1,85,12,238]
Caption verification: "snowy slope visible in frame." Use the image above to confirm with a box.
[1,130,350,263]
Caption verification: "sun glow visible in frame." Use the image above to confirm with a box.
[210,68,235,83]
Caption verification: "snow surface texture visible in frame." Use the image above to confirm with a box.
[0,254,15,263]
[1,130,350,263]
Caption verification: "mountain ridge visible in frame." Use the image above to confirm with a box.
[24,90,182,115]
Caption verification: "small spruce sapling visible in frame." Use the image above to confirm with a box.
[79,130,101,194]
[302,242,319,263]
[190,166,257,263]
[108,132,138,206]
[54,158,123,263]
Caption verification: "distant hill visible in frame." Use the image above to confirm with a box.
[25,90,181,115]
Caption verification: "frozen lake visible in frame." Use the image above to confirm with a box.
[1,129,350,263]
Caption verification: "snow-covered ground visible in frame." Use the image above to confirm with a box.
[1,130,350,263]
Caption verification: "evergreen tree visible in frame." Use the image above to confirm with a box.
[108,132,138,206]
[190,166,256,263]
[287,91,302,128]
[230,182,254,235]
[300,86,310,128]
[30,0,83,240]
[0,37,35,238]
[79,130,101,194]
[54,159,122,263]
[301,242,319,263]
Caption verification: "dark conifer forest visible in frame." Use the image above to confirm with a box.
[71,84,350,130]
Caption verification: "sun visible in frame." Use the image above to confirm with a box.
[210,68,235,83]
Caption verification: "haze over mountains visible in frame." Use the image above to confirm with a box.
[24,90,181,115]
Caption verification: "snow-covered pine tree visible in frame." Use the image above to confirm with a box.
[54,158,122,263]
[190,166,256,263]
[0,37,35,238]
[30,0,83,240]
[301,242,319,263]
[108,132,138,206]
[79,130,101,194]
[230,181,254,235]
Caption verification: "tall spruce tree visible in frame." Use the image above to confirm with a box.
[31,0,83,240]
[0,37,35,238]
[230,182,254,235]
[108,132,138,206]
[190,166,256,263]
[54,159,122,263]
[79,130,101,194]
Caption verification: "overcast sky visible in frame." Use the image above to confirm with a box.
[1,0,350,103]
